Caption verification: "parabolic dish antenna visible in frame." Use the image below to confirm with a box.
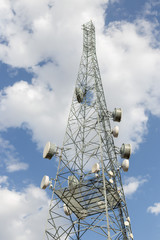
[108,170,114,177]
[92,163,100,173]
[112,126,119,138]
[129,233,134,239]
[40,175,50,189]
[124,220,130,227]
[121,159,129,172]
[75,87,84,103]
[68,175,79,190]
[43,141,57,159]
[63,204,72,216]
[120,144,131,159]
[112,108,122,122]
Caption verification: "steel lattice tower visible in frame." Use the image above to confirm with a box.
[41,21,133,240]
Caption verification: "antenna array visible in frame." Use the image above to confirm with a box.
[41,20,133,240]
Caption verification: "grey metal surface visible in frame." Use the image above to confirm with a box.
[55,177,121,219]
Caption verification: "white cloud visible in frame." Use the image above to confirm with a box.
[0,0,159,154]
[143,0,160,18]
[0,0,109,149]
[0,0,108,67]
[123,176,147,197]
[0,81,67,148]
[0,136,29,172]
[6,162,28,172]
[147,202,160,215]
[98,19,160,150]
[0,175,8,185]
[0,185,50,240]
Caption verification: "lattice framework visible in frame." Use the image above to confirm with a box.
[43,21,133,240]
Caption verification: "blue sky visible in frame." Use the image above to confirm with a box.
[0,0,160,239]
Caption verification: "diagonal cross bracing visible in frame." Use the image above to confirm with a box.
[44,20,133,240]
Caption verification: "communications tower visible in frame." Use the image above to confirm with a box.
[41,21,133,239]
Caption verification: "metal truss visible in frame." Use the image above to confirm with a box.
[43,20,133,240]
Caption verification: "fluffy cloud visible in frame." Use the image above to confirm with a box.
[147,202,160,215]
[0,81,69,148]
[0,0,108,67]
[6,162,28,172]
[0,175,8,185]
[0,136,29,172]
[98,19,160,150]
[0,1,159,153]
[123,176,147,197]
[0,0,110,149]
[0,185,50,240]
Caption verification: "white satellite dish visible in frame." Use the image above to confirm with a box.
[108,170,113,177]
[121,159,129,172]
[124,220,129,227]
[75,87,84,103]
[63,204,72,216]
[92,163,100,173]
[112,108,122,122]
[120,143,131,159]
[112,126,119,138]
[43,142,58,159]
[127,216,130,222]
[129,233,134,239]
[40,175,50,189]
[109,178,113,184]
[68,175,79,190]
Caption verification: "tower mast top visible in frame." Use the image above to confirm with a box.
[82,20,96,52]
